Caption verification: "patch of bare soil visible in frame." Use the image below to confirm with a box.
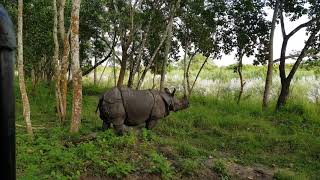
[227,163,274,180]
[79,173,161,180]
[180,168,221,180]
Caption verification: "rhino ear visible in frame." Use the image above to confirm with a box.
[164,88,171,94]
[171,88,176,96]
[160,93,172,107]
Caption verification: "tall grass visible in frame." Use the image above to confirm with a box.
[15,64,320,179]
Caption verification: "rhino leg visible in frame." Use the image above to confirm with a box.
[146,119,158,130]
[114,124,125,135]
[102,121,111,130]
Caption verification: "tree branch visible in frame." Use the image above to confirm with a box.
[82,33,117,76]
[287,17,320,39]
[279,7,286,37]
[287,25,320,81]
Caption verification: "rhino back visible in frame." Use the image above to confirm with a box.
[101,87,126,123]
[120,87,154,125]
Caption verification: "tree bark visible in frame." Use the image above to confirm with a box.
[275,4,320,110]
[82,33,116,77]
[57,0,70,121]
[53,0,64,121]
[113,54,117,86]
[70,0,82,134]
[18,0,34,139]
[60,30,70,121]
[93,54,97,85]
[117,49,128,87]
[136,23,171,90]
[262,0,279,109]
[237,53,245,104]
[189,56,209,96]
[127,56,135,88]
[114,0,135,87]
[276,81,290,110]
[128,21,150,88]
[160,14,174,90]
[186,50,198,93]
[183,43,188,96]
[160,0,180,90]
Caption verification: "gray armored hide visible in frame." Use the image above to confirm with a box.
[97,86,189,135]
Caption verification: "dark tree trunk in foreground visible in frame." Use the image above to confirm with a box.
[276,81,290,110]
[237,53,245,104]
[275,5,320,110]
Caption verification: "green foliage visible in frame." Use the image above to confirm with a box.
[16,72,320,179]
[148,152,173,180]
[274,169,308,180]
[212,159,230,180]
[106,162,135,178]
[177,158,200,175]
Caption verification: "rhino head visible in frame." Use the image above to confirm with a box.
[161,88,189,112]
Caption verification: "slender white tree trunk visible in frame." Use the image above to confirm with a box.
[263,0,279,109]
[70,0,82,134]
[18,0,33,138]
[58,0,70,121]
[160,0,181,90]
[160,18,173,90]
[183,43,188,96]
[53,0,64,121]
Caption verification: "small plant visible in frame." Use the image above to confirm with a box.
[106,162,135,178]
[274,169,308,180]
[148,152,173,180]
[212,159,230,180]
[141,128,154,141]
[178,158,199,175]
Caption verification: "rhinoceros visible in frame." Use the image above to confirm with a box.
[96,86,189,135]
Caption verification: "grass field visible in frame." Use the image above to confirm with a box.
[15,65,320,179]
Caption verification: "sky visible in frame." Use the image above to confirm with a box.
[213,9,310,66]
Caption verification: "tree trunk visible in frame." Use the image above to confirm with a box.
[275,6,320,110]
[159,14,174,90]
[183,43,188,97]
[276,24,319,110]
[57,0,70,121]
[60,31,70,121]
[276,81,290,110]
[136,23,171,90]
[53,0,64,121]
[152,72,157,89]
[93,54,97,85]
[18,0,33,139]
[186,50,198,93]
[117,51,128,87]
[70,0,82,134]
[127,41,136,88]
[237,53,245,104]
[113,54,117,86]
[130,22,150,88]
[127,57,135,88]
[263,0,279,109]
[189,56,209,96]
[159,0,180,90]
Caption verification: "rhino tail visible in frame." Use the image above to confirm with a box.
[96,96,104,113]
